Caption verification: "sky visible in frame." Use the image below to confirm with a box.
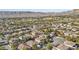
[0,9,72,12]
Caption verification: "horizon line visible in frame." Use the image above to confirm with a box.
[0,9,72,12]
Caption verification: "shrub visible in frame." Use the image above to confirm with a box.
[47,43,53,50]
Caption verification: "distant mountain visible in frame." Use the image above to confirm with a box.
[0,9,79,18]
[0,11,52,18]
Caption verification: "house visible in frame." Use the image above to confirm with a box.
[52,36,65,47]
[26,40,35,47]
[35,34,47,43]
[72,28,77,32]
[49,32,56,38]
[35,37,42,43]
[52,47,60,50]
[64,32,70,36]
[54,41,77,50]
[56,44,70,50]
[18,43,31,50]
[9,38,20,45]
[0,38,8,45]
[31,30,43,37]
[64,41,76,49]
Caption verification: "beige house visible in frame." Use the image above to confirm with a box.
[26,40,35,47]
[18,43,31,50]
[64,41,76,48]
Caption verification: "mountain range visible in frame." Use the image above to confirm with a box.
[0,9,79,18]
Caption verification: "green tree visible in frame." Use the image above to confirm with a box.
[11,44,18,50]
[0,46,6,50]
[32,44,38,50]
[47,43,53,50]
